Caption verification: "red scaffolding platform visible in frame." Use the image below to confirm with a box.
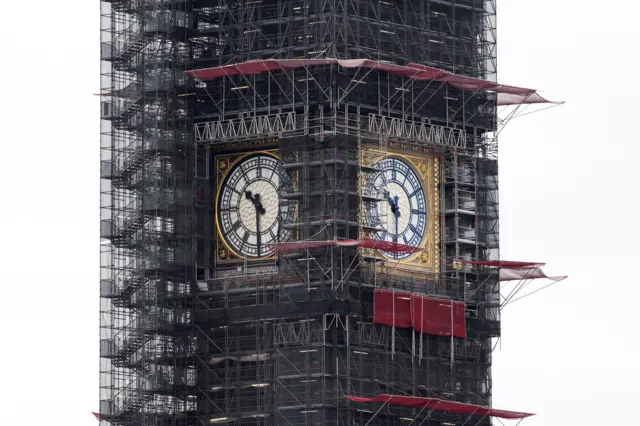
[347,394,534,421]
[185,58,553,106]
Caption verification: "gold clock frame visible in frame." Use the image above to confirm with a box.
[214,149,288,263]
[361,149,440,273]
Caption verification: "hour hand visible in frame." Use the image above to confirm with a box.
[385,192,400,217]
[254,193,266,215]
[245,190,253,201]
[386,192,394,207]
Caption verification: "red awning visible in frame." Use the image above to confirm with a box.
[346,394,534,420]
[499,267,567,283]
[404,62,548,106]
[269,238,421,255]
[458,260,567,283]
[185,58,553,106]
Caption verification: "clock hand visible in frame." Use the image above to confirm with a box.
[385,192,401,243]
[245,191,266,256]
[393,195,400,218]
[245,191,265,213]
[386,192,395,212]
[385,192,401,217]
[394,195,399,244]
[254,193,266,215]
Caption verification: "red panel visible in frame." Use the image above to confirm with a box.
[346,395,534,420]
[373,289,412,328]
[355,238,421,254]
[411,295,466,338]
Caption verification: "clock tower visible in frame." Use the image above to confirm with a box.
[98,1,549,425]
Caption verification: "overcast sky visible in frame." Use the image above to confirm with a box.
[0,1,637,425]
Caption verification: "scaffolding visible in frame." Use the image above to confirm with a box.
[100,0,196,424]
[97,1,543,426]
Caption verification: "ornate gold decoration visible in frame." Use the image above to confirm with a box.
[360,148,440,274]
[418,162,429,178]
[218,247,229,260]
[214,149,285,263]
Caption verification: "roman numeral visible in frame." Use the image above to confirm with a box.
[411,209,425,215]
[409,189,422,198]
[239,232,250,252]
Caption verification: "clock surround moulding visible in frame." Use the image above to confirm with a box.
[361,146,440,274]
[214,149,297,263]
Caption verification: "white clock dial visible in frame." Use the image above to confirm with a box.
[364,157,427,260]
[218,154,296,258]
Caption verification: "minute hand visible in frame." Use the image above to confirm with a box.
[246,191,266,256]
[386,193,400,242]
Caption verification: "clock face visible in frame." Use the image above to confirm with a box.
[364,157,427,260]
[217,154,296,258]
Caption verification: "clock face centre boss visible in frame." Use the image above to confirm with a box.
[217,153,296,258]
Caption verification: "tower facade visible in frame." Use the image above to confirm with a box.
[100,1,504,426]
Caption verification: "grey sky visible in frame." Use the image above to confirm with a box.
[0,0,637,425]
[495,1,640,424]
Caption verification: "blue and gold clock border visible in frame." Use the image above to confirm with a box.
[214,149,283,263]
[361,149,440,274]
